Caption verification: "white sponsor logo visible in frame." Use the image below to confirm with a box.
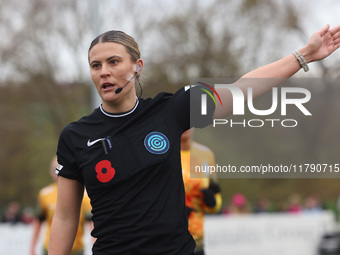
[87,138,105,147]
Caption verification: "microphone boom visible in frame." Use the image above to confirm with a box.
[115,73,137,94]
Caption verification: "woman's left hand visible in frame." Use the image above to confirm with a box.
[303,24,340,63]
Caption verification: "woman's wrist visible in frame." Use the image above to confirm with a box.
[298,46,313,63]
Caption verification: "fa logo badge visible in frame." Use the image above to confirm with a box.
[144,132,170,154]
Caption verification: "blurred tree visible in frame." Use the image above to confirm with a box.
[0,0,92,83]
[141,0,242,97]
[0,0,93,206]
[0,79,90,206]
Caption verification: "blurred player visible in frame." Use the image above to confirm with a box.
[30,156,92,255]
[181,129,222,255]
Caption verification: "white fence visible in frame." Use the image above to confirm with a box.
[0,211,337,255]
[205,211,337,255]
[0,223,93,255]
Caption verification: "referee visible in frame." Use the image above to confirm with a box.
[49,25,340,255]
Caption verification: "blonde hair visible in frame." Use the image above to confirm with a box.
[89,30,140,62]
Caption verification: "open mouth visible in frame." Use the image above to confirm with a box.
[102,83,115,89]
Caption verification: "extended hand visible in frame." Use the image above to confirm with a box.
[305,24,340,62]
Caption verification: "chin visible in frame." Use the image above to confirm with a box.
[102,92,119,102]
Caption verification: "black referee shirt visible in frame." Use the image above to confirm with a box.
[56,87,214,254]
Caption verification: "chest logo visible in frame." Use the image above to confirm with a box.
[144,132,170,154]
[87,138,105,147]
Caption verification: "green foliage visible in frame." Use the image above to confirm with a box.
[0,78,91,207]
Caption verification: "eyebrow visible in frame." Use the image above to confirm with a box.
[90,55,122,66]
[106,55,122,62]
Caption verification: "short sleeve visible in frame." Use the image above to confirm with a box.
[168,86,215,131]
[56,125,83,183]
[189,85,215,128]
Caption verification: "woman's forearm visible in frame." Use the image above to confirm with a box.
[48,212,80,255]
[48,176,84,255]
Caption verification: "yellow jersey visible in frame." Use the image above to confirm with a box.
[181,142,222,251]
[37,183,92,253]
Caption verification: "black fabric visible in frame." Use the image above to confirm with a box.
[200,188,216,208]
[56,87,214,255]
[186,206,196,217]
[194,250,205,255]
[208,179,221,194]
[189,85,216,128]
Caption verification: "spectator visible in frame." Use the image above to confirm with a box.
[1,200,22,224]
[21,207,35,224]
[286,193,302,213]
[253,198,272,213]
[224,193,251,214]
[304,194,323,214]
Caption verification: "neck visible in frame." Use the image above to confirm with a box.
[102,93,137,114]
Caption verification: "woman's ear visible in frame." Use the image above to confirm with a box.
[136,59,143,75]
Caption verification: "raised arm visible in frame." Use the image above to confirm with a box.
[48,177,84,255]
[214,24,340,118]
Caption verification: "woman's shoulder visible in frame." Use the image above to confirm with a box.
[60,108,102,136]
[140,87,187,105]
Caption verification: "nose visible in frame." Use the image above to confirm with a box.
[100,64,111,78]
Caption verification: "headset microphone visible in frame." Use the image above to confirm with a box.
[115,65,140,94]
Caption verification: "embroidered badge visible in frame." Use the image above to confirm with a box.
[144,132,170,154]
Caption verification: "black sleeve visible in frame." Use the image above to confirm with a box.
[166,86,215,133]
[189,85,215,128]
[56,124,83,183]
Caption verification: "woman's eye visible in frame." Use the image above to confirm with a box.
[110,60,118,65]
[92,64,100,69]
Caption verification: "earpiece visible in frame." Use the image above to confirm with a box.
[136,65,141,73]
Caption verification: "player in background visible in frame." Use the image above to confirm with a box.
[30,156,92,255]
[181,129,222,255]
